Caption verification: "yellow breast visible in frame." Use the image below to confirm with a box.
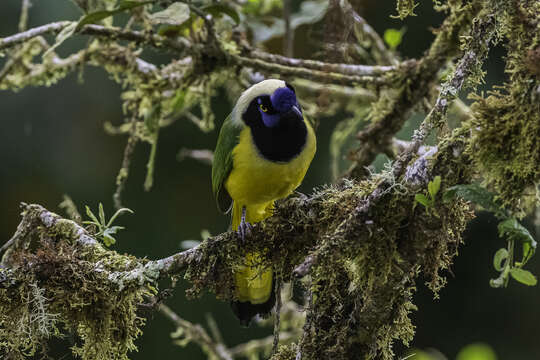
[225,120,316,209]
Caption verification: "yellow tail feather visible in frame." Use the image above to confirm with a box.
[232,201,273,305]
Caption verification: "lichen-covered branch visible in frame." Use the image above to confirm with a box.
[1,119,473,357]
[250,50,399,76]
[232,55,389,87]
[1,22,397,88]
[348,1,483,177]
[0,21,192,53]
[294,13,495,280]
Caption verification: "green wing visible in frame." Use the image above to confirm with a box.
[212,114,242,213]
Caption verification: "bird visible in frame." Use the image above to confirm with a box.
[211,79,316,326]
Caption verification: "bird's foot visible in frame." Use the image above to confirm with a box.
[237,206,252,243]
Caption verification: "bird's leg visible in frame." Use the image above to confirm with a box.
[237,206,252,243]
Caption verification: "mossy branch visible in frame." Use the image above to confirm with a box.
[1,22,403,88]
[0,21,192,53]
[349,1,483,177]
[2,120,472,357]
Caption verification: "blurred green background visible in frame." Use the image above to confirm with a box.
[0,1,538,359]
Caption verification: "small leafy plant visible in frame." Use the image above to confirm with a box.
[444,184,537,287]
[84,203,133,247]
[383,27,406,50]
[414,175,441,211]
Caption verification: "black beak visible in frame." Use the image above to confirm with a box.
[283,105,303,121]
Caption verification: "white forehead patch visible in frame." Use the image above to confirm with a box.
[231,79,286,127]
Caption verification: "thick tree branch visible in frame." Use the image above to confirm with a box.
[296,14,496,277]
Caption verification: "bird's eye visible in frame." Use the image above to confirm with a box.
[259,104,268,113]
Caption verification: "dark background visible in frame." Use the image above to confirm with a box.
[0,1,537,359]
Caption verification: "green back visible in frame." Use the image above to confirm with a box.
[212,114,242,213]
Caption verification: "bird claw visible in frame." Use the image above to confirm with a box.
[237,206,252,243]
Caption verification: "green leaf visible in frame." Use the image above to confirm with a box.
[427,175,441,200]
[492,248,508,271]
[522,241,535,266]
[290,0,329,29]
[98,203,106,226]
[414,193,431,208]
[102,234,117,247]
[104,225,125,234]
[102,226,125,246]
[456,343,497,360]
[510,268,537,286]
[76,0,153,30]
[107,207,134,227]
[498,217,536,265]
[85,205,100,225]
[443,184,499,212]
[498,218,536,244]
[202,4,240,25]
[149,2,190,26]
[383,28,404,50]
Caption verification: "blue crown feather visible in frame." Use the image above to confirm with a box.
[271,87,296,113]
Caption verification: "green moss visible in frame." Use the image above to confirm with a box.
[0,207,152,360]
[465,1,540,215]
[392,0,418,20]
[271,343,298,360]
[289,126,474,359]
[468,91,539,213]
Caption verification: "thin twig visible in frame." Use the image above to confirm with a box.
[113,118,139,210]
[342,0,397,65]
[0,21,70,50]
[295,280,313,360]
[177,148,214,165]
[283,0,293,57]
[230,332,296,356]
[160,304,233,360]
[205,313,225,345]
[0,22,191,53]
[59,194,82,223]
[18,0,31,32]
[272,271,283,355]
[293,78,377,102]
